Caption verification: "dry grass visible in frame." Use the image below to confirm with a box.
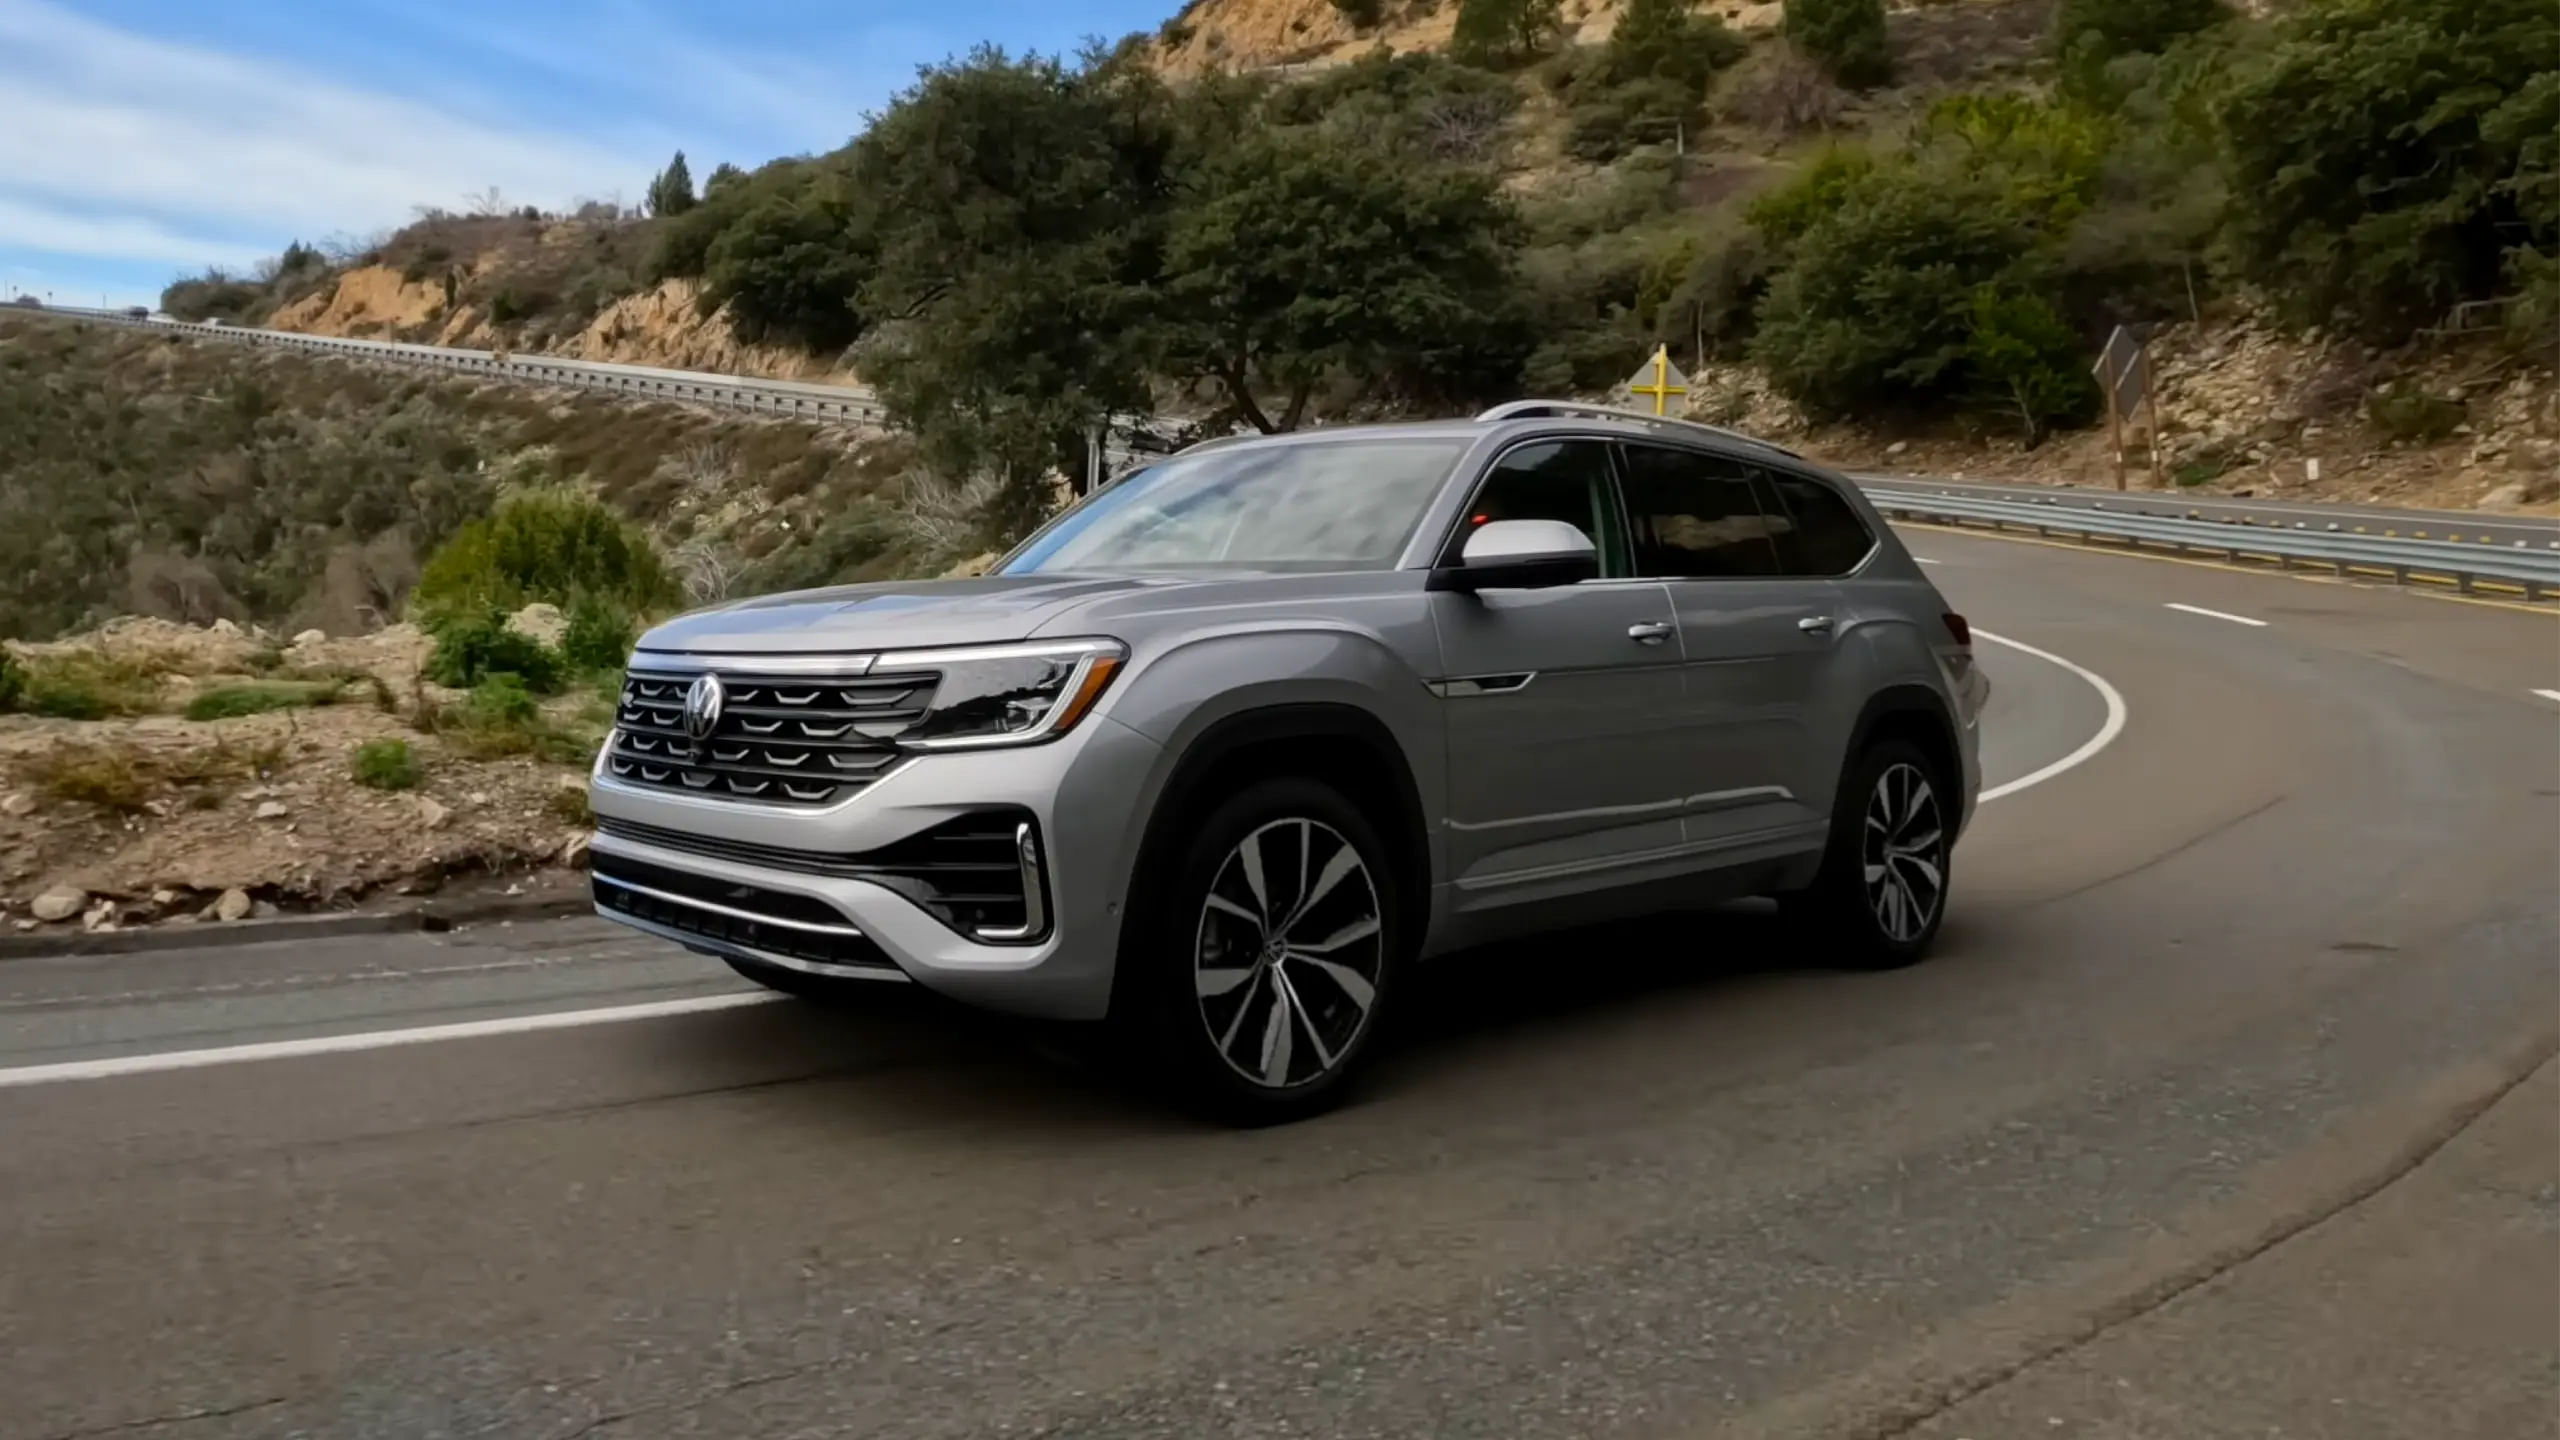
[16,734,285,814]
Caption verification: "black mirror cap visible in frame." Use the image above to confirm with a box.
[1425,553,1602,593]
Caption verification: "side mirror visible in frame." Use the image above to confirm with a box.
[1428,519,1600,592]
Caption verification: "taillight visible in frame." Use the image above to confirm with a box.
[1942,612,1972,647]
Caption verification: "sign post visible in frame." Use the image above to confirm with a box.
[2091,326,2155,492]
[1621,345,1690,417]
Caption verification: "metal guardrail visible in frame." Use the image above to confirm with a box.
[1866,487,2560,601]
[10,304,1170,466]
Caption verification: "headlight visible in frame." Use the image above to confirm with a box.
[885,638,1127,750]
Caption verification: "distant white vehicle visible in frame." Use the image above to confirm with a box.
[202,317,226,327]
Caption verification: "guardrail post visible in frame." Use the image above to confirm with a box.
[2456,572,2475,594]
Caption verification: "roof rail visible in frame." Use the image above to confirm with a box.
[1471,400,1802,459]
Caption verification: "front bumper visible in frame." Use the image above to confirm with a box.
[587,712,1165,1021]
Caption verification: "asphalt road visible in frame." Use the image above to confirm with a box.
[3,535,2554,1440]
[1856,474,2560,551]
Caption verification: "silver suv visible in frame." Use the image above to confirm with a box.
[590,402,1987,1121]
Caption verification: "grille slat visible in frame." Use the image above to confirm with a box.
[597,811,1042,941]
[604,666,935,808]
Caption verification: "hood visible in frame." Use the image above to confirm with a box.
[634,575,1167,656]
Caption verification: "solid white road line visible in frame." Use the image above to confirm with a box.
[0,991,782,1089]
[8,633,2137,1087]
[2164,602,2269,628]
[2534,689,2560,705]
[1974,629,2130,804]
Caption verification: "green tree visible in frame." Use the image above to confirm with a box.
[703,161,748,199]
[1159,125,1528,431]
[2215,0,2560,341]
[2053,0,2225,96]
[701,159,872,351]
[410,490,678,626]
[1452,0,1564,68]
[1562,0,1746,160]
[1748,166,2033,417]
[1784,0,1892,89]
[1963,285,2100,443]
[646,151,697,217]
[849,46,1175,531]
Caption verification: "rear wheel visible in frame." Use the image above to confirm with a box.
[1782,738,1952,969]
[1122,776,1405,1125]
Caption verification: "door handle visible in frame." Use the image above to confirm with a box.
[1627,621,1674,645]
[1798,615,1835,634]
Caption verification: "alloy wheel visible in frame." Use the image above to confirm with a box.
[1193,818,1385,1090]
[1861,762,1946,944]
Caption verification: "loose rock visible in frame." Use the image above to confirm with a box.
[507,603,569,648]
[1,792,34,818]
[31,887,86,923]
[417,797,452,829]
[213,888,253,922]
[254,800,291,820]
[292,629,327,646]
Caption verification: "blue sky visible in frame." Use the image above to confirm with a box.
[0,0,1171,307]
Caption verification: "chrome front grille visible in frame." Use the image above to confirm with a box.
[604,666,938,807]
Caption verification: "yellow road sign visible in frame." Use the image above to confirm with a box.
[1622,345,1689,417]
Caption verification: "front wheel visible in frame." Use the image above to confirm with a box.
[1121,776,1405,1125]
[1781,738,1952,969]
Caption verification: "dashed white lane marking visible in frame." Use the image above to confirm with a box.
[1974,629,2130,804]
[2164,602,2269,628]
[0,992,781,1089]
[1913,556,1942,566]
[2533,689,2560,705]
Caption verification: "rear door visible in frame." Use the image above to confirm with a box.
[1428,439,1692,902]
[1614,442,1838,850]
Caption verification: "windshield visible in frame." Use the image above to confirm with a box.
[1000,437,1466,575]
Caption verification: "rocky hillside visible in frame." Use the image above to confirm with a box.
[1155,0,1785,75]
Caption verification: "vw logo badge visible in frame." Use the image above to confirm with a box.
[682,674,725,745]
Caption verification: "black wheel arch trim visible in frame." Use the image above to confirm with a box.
[1114,702,1431,999]
[1843,684,1965,828]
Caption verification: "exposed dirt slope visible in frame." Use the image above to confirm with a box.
[1154,0,1786,76]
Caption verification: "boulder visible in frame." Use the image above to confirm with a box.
[292,628,327,647]
[1,792,34,818]
[30,887,85,923]
[507,603,569,648]
[213,888,253,922]
[254,800,291,820]
[417,797,452,829]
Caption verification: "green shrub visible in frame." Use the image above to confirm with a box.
[182,682,335,722]
[1962,285,2102,443]
[1785,0,1892,89]
[557,597,635,673]
[351,737,423,791]
[2215,0,2559,342]
[12,654,165,719]
[0,651,21,713]
[2366,384,2466,443]
[421,609,565,693]
[411,490,679,625]
[1451,0,1564,67]
[2053,0,2226,97]
[436,675,591,764]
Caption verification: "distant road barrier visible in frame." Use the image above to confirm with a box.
[1868,486,2560,601]
[15,304,1162,467]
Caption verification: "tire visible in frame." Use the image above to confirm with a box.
[1781,737,1953,969]
[1119,775,1407,1125]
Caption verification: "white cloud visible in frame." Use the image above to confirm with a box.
[0,197,269,270]
[0,0,656,265]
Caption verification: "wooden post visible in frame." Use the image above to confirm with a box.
[2105,368,2126,492]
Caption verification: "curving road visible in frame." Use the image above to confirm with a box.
[1,532,2554,1440]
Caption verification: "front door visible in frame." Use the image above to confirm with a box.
[1428,439,1692,905]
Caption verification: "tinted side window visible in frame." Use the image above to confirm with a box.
[1618,445,1782,578]
[1449,440,1628,578]
[1761,470,1876,577]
